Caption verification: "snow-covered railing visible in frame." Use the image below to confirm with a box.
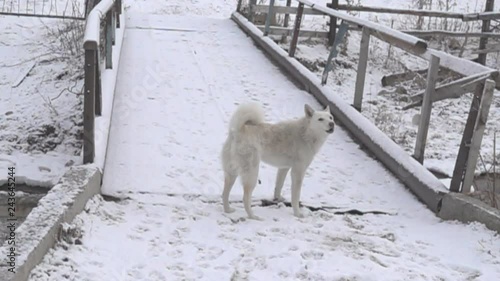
[82,0,122,164]
[237,0,499,199]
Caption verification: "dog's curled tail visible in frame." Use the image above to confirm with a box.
[229,102,264,133]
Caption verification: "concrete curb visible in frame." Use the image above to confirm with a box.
[230,12,500,233]
[231,12,447,213]
[0,165,102,281]
[439,193,500,233]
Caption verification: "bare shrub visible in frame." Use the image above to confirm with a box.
[40,0,86,75]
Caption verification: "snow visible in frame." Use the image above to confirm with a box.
[0,1,86,187]
[29,1,500,280]
[0,165,99,269]
[0,0,124,185]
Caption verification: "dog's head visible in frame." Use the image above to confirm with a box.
[304,104,335,135]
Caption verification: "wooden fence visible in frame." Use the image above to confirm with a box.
[238,0,499,195]
[250,0,499,57]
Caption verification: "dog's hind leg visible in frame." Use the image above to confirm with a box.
[273,168,290,202]
[241,165,261,220]
[291,166,306,218]
[222,173,237,213]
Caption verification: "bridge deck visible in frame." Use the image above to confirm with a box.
[27,11,500,281]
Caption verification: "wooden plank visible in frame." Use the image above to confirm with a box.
[283,0,292,27]
[289,3,304,58]
[408,70,494,103]
[353,27,370,111]
[403,30,500,38]
[295,0,499,86]
[477,0,495,65]
[264,0,276,36]
[252,4,323,15]
[248,0,257,22]
[256,25,328,38]
[236,0,243,13]
[463,11,500,21]
[472,47,500,54]
[420,49,498,86]
[462,79,496,193]
[336,4,464,19]
[83,50,96,164]
[414,55,440,164]
[382,69,428,87]
[328,0,339,46]
[450,83,485,192]
[321,21,349,85]
[299,0,428,50]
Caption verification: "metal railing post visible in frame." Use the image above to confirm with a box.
[83,49,97,164]
[105,10,113,69]
[116,0,122,28]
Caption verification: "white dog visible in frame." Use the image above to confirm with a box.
[220,102,335,219]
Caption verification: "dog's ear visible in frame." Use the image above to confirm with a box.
[304,104,314,118]
[324,105,330,113]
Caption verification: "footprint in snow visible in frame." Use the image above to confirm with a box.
[300,250,325,260]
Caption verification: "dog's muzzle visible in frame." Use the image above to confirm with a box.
[326,122,335,134]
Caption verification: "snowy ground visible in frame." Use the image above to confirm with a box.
[28,2,500,280]
[251,0,500,197]
[0,0,86,187]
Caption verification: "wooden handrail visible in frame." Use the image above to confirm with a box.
[297,0,428,51]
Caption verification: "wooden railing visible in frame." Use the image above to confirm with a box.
[252,0,499,54]
[238,0,499,195]
[82,0,122,164]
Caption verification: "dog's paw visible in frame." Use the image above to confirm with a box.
[273,196,286,202]
[224,207,236,214]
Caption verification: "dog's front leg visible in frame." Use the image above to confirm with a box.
[273,168,290,202]
[291,166,305,218]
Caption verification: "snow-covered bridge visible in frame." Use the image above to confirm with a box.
[13,1,500,280]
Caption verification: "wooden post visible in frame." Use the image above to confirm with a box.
[321,21,349,85]
[83,49,96,164]
[413,55,440,164]
[264,0,276,36]
[105,10,113,69]
[111,9,116,45]
[116,0,121,28]
[237,0,243,13]
[450,83,485,192]
[353,27,370,111]
[248,0,257,23]
[328,0,339,46]
[284,0,292,28]
[462,79,496,193]
[289,3,304,57]
[477,0,495,65]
